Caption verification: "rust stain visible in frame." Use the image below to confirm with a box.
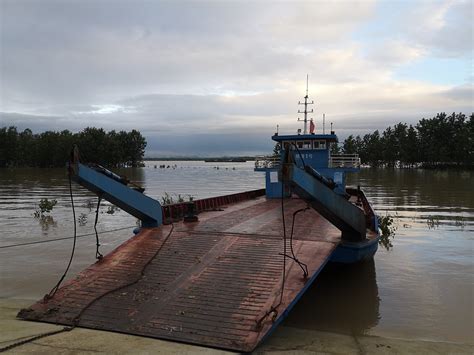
[19,195,339,352]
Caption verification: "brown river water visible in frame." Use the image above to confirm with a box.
[0,162,472,344]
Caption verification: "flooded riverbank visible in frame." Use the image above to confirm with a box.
[0,163,472,344]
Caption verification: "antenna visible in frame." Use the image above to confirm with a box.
[297,74,314,134]
[306,74,309,96]
[323,113,325,134]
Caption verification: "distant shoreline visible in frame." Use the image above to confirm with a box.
[143,156,256,162]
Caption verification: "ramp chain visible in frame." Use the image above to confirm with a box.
[0,327,73,353]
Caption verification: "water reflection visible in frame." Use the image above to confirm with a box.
[283,259,379,335]
[1,164,473,342]
[348,168,474,230]
[114,166,146,186]
[37,215,57,231]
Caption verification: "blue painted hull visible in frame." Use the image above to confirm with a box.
[330,235,380,263]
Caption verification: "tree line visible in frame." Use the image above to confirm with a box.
[339,112,473,168]
[0,127,147,168]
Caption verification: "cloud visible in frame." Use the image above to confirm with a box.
[398,0,472,57]
[0,1,377,107]
[366,40,426,67]
[0,112,79,132]
[438,84,474,102]
[0,0,472,155]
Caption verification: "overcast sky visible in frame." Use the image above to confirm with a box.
[1,0,472,156]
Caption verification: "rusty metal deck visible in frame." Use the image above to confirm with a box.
[18,196,341,352]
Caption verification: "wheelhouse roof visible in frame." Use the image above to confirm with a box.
[272,133,338,143]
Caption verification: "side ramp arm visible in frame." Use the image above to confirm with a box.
[285,164,367,241]
[70,162,162,227]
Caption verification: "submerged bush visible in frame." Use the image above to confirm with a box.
[33,198,58,229]
[161,192,194,205]
[426,215,441,229]
[34,198,57,218]
[106,205,119,214]
[377,214,396,250]
[78,213,88,226]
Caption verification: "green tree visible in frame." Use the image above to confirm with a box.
[272,142,281,157]
[330,142,341,155]
[124,129,147,167]
[381,126,398,167]
[77,127,108,165]
[403,125,419,167]
[343,135,357,154]
[0,126,19,166]
[17,128,35,166]
[0,126,147,167]
[362,130,383,167]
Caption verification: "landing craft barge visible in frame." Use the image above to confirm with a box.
[18,90,380,352]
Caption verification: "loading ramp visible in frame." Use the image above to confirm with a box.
[18,196,339,352]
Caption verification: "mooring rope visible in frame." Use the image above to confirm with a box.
[256,146,309,329]
[1,198,174,352]
[0,327,74,353]
[255,179,288,328]
[0,226,137,250]
[45,168,78,299]
[71,223,175,327]
[93,196,103,260]
[281,207,309,278]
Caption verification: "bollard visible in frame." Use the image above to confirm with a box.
[184,201,198,222]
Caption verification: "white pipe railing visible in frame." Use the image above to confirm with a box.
[329,154,361,168]
[255,155,280,169]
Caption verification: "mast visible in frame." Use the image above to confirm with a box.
[297,74,314,134]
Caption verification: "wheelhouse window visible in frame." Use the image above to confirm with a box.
[294,140,312,150]
[313,140,326,149]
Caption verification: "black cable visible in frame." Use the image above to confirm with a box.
[71,223,175,326]
[281,142,309,276]
[256,180,287,328]
[93,196,103,260]
[256,144,310,329]
[4,225,175,352]
[291,142,306,169]
[284,143,309,276]
[278,181,287,307]
[280,207,309,278]
[0,327,73,353]
[0,221,174,353]
[0,226,137,250]
[45,166,78,300]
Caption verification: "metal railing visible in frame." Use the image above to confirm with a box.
[254,155,281,169]
[161,189,265,224]
[329,154,361,168]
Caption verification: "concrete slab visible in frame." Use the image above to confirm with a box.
[2,298,472,354]
[1,299,228,354]
[259,326,473,354]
